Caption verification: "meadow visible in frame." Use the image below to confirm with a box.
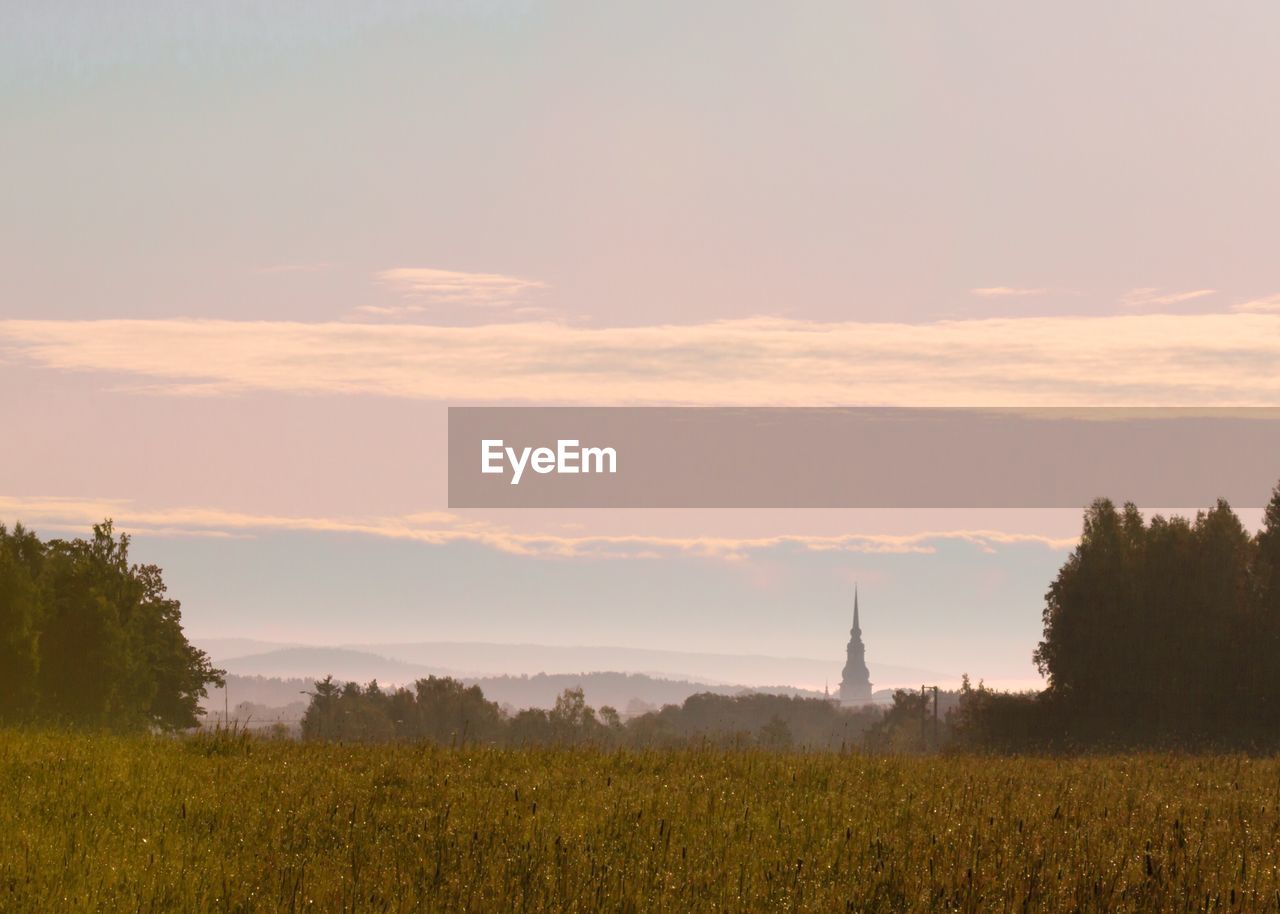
[4,730,1280,913]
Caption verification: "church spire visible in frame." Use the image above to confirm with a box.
[839,585,872,704]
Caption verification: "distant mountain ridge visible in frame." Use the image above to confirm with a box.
[213,646,458,682]
[196,638,955,691]
[467,672,833,712]
[203,671,894,720]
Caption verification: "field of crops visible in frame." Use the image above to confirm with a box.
[4,731,1280,913]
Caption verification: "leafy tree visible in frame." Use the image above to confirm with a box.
[1035,499,1140,723]
[300,676,344,740]
[598,705,622,731]
[1029,489,1278,747]
[1253,484,1280,722]
[0,524,41,721]
[758,715,793,750]
[549,687,599,743]
[0,520,222,729]
[130,562,226,728]
[864,690,930,753]
[409,676,504,744]
[508,707,552,746]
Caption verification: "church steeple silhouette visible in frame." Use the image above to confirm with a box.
[838,585,873,703]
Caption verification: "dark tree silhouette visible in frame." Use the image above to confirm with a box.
[0,520,224,729]
[0,524,42,721]
[1026,485,1280,748]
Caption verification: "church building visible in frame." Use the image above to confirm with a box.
[838,586,873,704]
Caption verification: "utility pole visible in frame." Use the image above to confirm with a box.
[920,684,940,751]
[933,685,939,749]
[920,684,927,748]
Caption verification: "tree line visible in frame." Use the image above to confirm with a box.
[296,673,1013,752]
[9,482,1280,750]
[300,675,889,750]
[0,522,224,729]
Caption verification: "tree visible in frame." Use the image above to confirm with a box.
[410,676,504,744]
[301,676,343,740]
[0,524,41,721]
[35,523,133,723]
[0,520,223,729]
[1029,492,1270,746]
[1190,500,1254,725]
[1035,499,1139,723]
[598,705,622,731]
[864,690,929,753]
[1253,484,1280,723]
[549,687,600,744]
[127,562,225,728]
[758,715,793,750]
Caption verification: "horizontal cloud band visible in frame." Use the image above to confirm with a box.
[2,314,1279,405]
[0,495,1076,559]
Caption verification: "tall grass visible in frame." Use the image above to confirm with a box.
[4,730,1280,912]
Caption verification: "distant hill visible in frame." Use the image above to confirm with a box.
[194,638,955,691]
[202,670,893,721]
[352,641,953,689]
[215,647,457,682]
[193,637,297,659]
[468,672,828,713]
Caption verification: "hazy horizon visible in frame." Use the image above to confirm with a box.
[190,634,1020,693]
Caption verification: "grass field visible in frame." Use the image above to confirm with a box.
[5,731,1280,913]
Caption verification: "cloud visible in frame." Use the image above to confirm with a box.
[3,313,1280,406]
[0,495,1077,559]
[970,287,1047,297]
[1119,287,1216,309]
[1232,293,1280,314]
[373,267,547,307]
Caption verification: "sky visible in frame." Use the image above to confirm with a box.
[3,1,1280,688]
